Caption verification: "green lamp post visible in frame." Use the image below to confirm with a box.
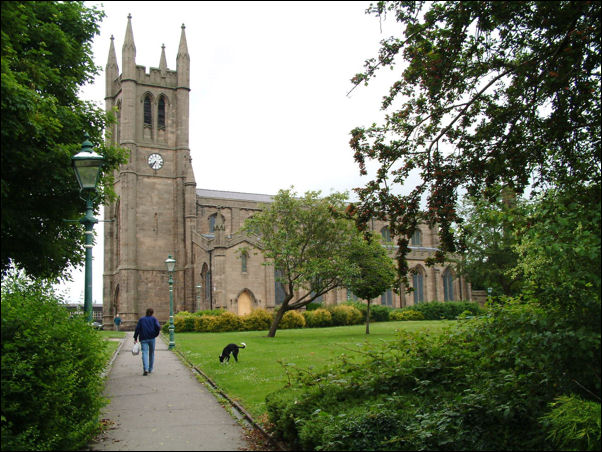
[165,255,176,349]
[71,133,104,323]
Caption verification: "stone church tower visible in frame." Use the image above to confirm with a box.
[103,16,197,330]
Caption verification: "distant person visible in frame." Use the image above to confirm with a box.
[114,315,122,331]
[133,308,161,376]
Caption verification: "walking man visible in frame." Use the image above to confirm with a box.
[133,308,162,376]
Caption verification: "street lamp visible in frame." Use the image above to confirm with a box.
[165,255,176,349]
[71,133,104,323]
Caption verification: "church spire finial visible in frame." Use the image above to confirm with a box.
[177,22,190,88]
[122,13,136,77]
[159,43,167,77]
[106,33,119,97]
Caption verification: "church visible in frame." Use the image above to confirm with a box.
[102,17,472,330]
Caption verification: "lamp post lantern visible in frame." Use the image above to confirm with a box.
[71,133,104,323]
[165,255,176,349]
[195,283,202,312]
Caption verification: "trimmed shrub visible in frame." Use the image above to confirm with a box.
[210,311,243,332]
[173,312,196,332]
[303,308,332,328]
[328,305,363,326]
[194,308,226,317]
[194,315,218,332]
[344,301,368,321]
[279,310,306,329]
[242,308,273,331]
[407,301,482,320]
[305,302,323,311]
[1,276,107,451]
[368,304,391,322]
[390,309,425,321]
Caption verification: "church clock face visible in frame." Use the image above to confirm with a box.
[148,153,164,170]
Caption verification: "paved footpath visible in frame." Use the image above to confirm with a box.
[87,333,251,451]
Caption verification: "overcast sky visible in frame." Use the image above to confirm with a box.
[57,0,409,303]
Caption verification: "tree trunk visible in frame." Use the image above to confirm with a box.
[268,305,287,337]
[365,299,371,335]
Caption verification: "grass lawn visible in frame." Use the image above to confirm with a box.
[98,330,126,365]
[173,320,454,420]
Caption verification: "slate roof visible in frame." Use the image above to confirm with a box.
[196,188,274,203]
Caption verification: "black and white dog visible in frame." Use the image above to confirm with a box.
[219,342,246,363]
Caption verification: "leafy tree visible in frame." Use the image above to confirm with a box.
[456,184,524,296]
[349,1,601,276]
[243,189,365,337]
[346,233,396,334]
[511,184,601,329]
[1,1,128,280]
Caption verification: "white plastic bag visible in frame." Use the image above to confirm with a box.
[132,342,140,356]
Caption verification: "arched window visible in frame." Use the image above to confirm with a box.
[158,96,166,129]
[143,94,152,127]
[241,251,248,273]
[411,228,422,246]
[382,289,393,306]
[413,268,424,304]
[115,101,121,144]
[204,269,211,302]
[209,214,216,233]
[443,268,454,301]
[381,226,391,243]
[275,268,286,305]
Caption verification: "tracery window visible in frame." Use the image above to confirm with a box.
[381,226,391,243]
[275,268,286,305]
[413,268,425,304]
[411,228,422,246]
[443,268,454,301]
[382,289,393,306]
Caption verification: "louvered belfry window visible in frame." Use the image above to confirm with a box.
[144,95,152,126]
[158,96,165,129]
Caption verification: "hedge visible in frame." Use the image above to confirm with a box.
[1,276,108,451]
[164,301,484,333]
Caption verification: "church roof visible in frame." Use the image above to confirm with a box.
[196,188,274,203]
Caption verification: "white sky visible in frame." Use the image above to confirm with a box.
[56,0,410,303]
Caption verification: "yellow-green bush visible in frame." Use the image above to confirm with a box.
[390,310,425,321]
[211,311,243,332]
[194,315,217,332]
[279,310,306,329]
[329,305,363,326]
[304,308,332,328]
[173,312,196,332]
[242,308,274,331]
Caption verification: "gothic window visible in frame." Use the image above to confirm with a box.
[347,290,358,301]
[381,226,391,243]
[413,268,425,304]
[443,268,454,301]
[411,228,422,246]
[241,251,248,273]
[158,96,166,129]
[115,101,121,144]
[204,269,211,302]
[209,214,216,233]
[382,289,393,306]
[143,94,152,127]
[275,268,286,305]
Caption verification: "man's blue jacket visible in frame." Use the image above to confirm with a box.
[134,315,161,341]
